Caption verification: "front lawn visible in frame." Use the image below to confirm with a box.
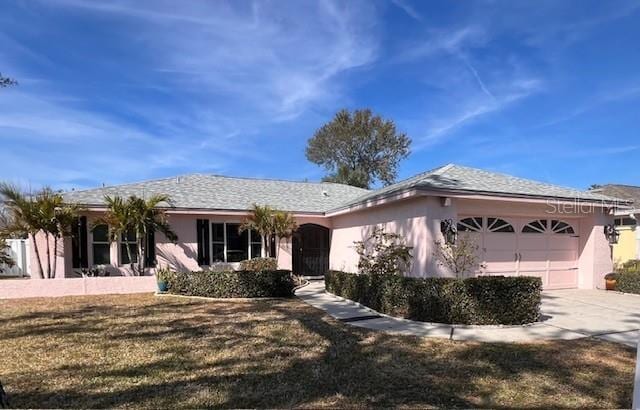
[0,294,635,408]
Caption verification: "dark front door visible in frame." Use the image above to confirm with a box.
[292,224,330,276]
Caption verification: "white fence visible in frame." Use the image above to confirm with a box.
[0,239,30,277]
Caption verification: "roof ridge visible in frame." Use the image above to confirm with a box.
[64,173,199,194]
[65,173,370,194]
[204,173,369,189]
[446,164,594,193]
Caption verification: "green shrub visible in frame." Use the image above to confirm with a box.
[325,271,542,325]
[155,267,174,283]
[167,270,295,298]
[239,257,278,272]
[615,271,640,294]
[618,259,640,274]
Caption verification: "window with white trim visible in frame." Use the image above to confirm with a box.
[522,219,575,234]
[522,219,548,233]
[615,217,637,227]
[487,217,515,233]
[457,217,482,232]
[211,222,263,263]
[551,220,575,234]
[92,224,110,265]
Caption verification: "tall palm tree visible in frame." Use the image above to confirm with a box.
[272,211,297,260]
[0,183,45,278]
[0,184,80,278]
[95,194,178,275]
[239,204,275,258]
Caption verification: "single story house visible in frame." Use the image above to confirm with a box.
[590,184,640,265]
[41,164,628,290]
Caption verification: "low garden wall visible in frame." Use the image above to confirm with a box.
[166,270,295,298]
[325,271,542,325]
[0,276,157,299]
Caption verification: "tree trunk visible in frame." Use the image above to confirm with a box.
[52,236,58,279]
[44,232,52,279]
[138,229,145,276]
[30,233,44,279]
[124,238,135,276]
[263,234,269,258]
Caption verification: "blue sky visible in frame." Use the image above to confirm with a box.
[1,0,639,191]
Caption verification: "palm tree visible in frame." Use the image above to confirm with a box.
[95,194,178,275]
[0,183,45,278]
[0,184,80,278]
[239,204,275,258]
[272,211,297,260]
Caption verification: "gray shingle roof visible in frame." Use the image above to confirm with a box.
[590,184,640,207]
[63,174,369,214]
[330,164,627,212]
[64,164,628,215]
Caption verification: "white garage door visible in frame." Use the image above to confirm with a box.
[457,217,579,289]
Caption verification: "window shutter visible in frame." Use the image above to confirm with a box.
[72,217,89,269]
[145,230,156,268]
[196,219,210,266]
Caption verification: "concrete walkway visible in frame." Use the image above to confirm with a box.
[295,281,640,346]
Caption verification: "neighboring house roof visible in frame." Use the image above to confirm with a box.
[590,184,640,214]
[63,174,370,214]
[64,164,627,214]
[329,164,627,212]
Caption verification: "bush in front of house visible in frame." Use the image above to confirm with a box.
[325,270,542,325]
[615,271,640,294]
[167,270,295,298]
[239,257,278,272]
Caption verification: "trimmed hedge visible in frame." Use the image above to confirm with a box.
[239,257,278,272]
[615,271,640,294]
[325,271,542,325]
[167,270,295,298]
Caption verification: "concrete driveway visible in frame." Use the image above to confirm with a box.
[297,281,640,346]
[542,289,640,347]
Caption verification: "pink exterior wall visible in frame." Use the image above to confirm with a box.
[26,193,615,290]
[0,276,157,299]
[275,216,331,270]
[29,231,66,279]
[578,210,614,289]
[328,195,615,289]
[328,195,457,277]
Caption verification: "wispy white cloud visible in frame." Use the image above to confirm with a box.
[391,0,422,21]
[416,79,542,149]
[0,0,381,188]
[537,85,640,128]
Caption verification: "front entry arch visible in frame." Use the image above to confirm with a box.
[292,224,330,276]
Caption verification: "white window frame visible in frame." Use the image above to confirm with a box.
[210,222,264,263]
[91,224,111,266]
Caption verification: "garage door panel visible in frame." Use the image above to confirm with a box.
[547,269,578,289]
[548,251,578,269]
[518,236,547,250]
[483,251,517,273]
[548,236,579,250]
[484,233,517,250]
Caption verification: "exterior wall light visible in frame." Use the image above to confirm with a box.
[440,219,458,245]
[604,224,620,244]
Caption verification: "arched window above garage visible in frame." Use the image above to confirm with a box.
[457,217,482,232]
[522,219,548,233]
[487,217,515,233]
[551,220,575,234]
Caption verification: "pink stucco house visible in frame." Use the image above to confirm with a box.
[43,164,627,290]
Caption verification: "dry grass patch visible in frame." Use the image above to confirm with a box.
[0,293,635,408]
